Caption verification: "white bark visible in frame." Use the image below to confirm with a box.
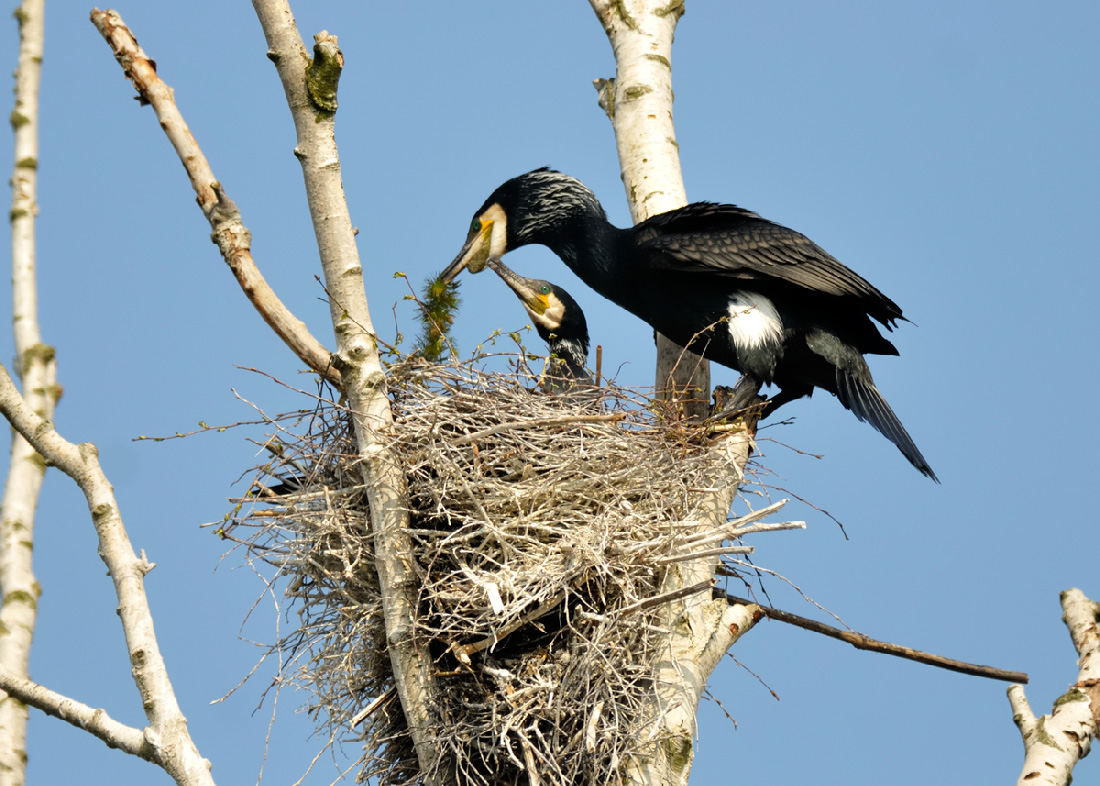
[590,0,710,421]
[589,5,758,783]
[0,363,214,785]
[1008,588,1100,786]
[1,3,55,783]
[249,4,441,781]
[0,670,150,762]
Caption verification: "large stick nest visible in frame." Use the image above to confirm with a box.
[226,354,766,785]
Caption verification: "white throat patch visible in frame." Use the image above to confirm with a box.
[528,297,565,332]
[484,203,508,259]
[726,292,783,350]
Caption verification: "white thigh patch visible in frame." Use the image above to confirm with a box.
[726,292,783,350]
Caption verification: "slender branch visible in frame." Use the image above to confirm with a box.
[2,3,55,782]
[717,590,1029,684]
[0,362,214,785]
[0,670,151,762]
[248,4,440,782]
[88,8,340,388]
[1008,588,1099,786]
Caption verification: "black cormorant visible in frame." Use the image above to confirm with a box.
[442,168,937,481]
[485,257,593,390]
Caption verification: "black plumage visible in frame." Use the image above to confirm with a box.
[443,168,936,481]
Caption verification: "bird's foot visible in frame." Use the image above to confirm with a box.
[709,377,768,431]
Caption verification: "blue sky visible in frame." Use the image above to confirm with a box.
[3,1,1098,783]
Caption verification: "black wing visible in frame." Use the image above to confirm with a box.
[634,203,905,327]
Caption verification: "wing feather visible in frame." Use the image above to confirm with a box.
[634,203,905,326]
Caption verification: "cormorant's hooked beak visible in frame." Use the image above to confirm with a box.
[441,223,493,283]
[441,204,509,283]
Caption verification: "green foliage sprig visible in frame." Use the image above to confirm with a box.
[412,272,461,361]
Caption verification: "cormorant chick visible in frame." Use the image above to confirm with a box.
[485,257,592,392]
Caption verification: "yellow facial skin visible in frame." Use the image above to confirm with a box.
[442,204,509,282]
[525,291,549,315]
[466,220,493,274]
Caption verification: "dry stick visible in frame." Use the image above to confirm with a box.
[618,579,717,615]
[0,669,151,762]
[247,5,440,782]
[89,9,340,388]
[652,545,754,565]
[2,1,55,781]
[717,589,1029,684]
[0,361,215,785]
[1007,588,1099,786]
[452,412,626,445]
[350,687,397,730]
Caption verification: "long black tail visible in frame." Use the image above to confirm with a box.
[835,371,939,482]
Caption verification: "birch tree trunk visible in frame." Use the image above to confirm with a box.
[0,3,56,783]
[249,3,442,781]
[588,4,758,784]
[590,0,710,422]
[1008,589,1100,786]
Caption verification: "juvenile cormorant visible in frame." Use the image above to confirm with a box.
[485,257,592,390]
[442,168,937,481]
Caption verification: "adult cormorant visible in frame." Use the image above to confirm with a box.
[442,168,936,481]
[485,257,592,390]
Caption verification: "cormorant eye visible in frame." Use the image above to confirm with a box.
[539,285,551,295]
[469,218,481,235]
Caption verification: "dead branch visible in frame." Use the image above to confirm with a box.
[717,589,1029,684]
[88,8,340,387]
[0,362,215,785]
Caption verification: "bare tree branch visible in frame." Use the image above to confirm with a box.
[0,670,151,763]
[88,8,341,388]
[1,2,56,782]
[248,4,441,781]
[1008,588,1099,786]
[716,589,1029,683]
[0,362,215,785]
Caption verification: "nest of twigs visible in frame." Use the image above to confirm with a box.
[227,353,763,785]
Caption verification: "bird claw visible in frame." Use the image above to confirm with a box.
[709,377,768,422]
